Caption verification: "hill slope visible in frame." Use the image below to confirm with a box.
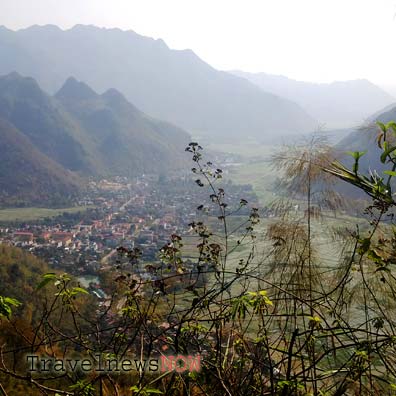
[0,72,190,177]
[0,72,94,173]
[337,105,396,173]
[55,77,190,176]
[0,24,317,140]
[330,105,396,200]
[0,73,192,205]
[0,244,50,306]
[231,70,394,129]
[0,117,82,207]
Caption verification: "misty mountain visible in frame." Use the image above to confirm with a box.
[55,76,190,176]
[0,24,317,141]
[337,104,396,172]
[231,70,395,129]
[331,104,396,200]
[367,102,396,122]
[0,72,191,205]
[0,117,82,207]
[0,72,96,173]
[0,72,190,176]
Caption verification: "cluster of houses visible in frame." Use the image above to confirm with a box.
[0,177,193,269]
[0,175,260,300]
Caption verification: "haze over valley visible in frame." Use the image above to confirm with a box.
[0,23,395,205]
[231,70,395,129]
[2,3,396,394]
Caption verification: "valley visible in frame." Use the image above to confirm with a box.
[1,12,396,395]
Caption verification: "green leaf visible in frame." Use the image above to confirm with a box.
[43,273,57,278]
[386,121,396,132]
[345,151,366,173]
[380,145,396,163]
[36,273,57,290]
[346,151,366,160]
[377,121,387,133]
[130,386,163,395]
[384,170,396,177]
[72,287,89,295]
[0,296,21,319]
[4,297,21,307]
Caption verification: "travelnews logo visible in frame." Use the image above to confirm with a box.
[26,354,201,374]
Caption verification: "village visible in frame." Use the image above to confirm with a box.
[0,174,259,299]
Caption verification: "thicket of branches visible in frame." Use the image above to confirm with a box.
[2,124,396,395]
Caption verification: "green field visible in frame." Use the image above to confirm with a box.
[190,140,369,278]
[0,206,93,222]
[208,142,276,159]
[227,160,278,204]
[208,142,279,204]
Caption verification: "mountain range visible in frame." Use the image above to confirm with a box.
[325,102,396,200]
[1,24,395,206]
[0,72,190,206]
[337,104,396,173]
[231,71,395,129]
[0,24,317,141]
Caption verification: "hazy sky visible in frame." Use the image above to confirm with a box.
[1,0,396,89]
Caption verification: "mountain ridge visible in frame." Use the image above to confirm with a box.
[0,72,191,205]
[231,70,394,129]
[0,24,317,141]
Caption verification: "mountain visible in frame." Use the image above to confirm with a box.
[368,102,396,123]
[337,104,396,173]
[331,105,396,200]
[0,73,191,205]
[231,71,395,129]
[0,117,82,207]
[55,77,189,176]
[0,72,190,175]
[0,72,95,173]
[0,25,317,141]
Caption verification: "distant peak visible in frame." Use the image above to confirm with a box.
[4,71,22,79]
[102,88,137,111]
[102,88,126,101]
[55,77,98,101]
[0,73,45,101]
[69,24,132,35]
[21,24,62,33]
[1,71,40,88]
[70,24,100,32]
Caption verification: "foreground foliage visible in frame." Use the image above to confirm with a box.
[2,130,396,395]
